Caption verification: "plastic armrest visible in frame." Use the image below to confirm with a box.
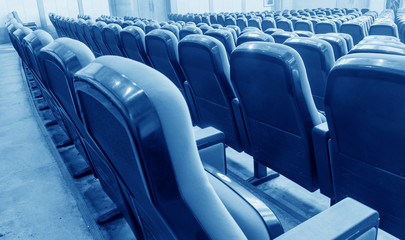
[193,126,224,149]
[312,122,333,197]
[206,166,284,240]
[231,98,250,152]
[276,198,379,240]
[194,126,226,173]
[183,80,199,125]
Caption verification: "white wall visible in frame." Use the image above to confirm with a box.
[82,0,110,19]
[43,0,79,25]
[245,0,273,12]
[173,0,210,14]
[1,0,40,26]
[213,0,242,13]
[369,0,385,12]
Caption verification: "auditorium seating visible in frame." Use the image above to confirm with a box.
[313,34,348,60]
[315,21,338,34]
[237,32,274,46]
[284,37,335,111]
[319,53,405,239]
[179,25,202,40]
[230,42,324,191]
[205,29,235,60]
[102,24,125,56]
[91,21,110,55]
[271,31,298,43]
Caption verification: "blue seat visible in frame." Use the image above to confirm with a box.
[327,33,354,51]
[240,27,262,35]
[227,25,241,37]
[83,20,102,57]
[294,31,315,37]
[324,53,405,239]
[91,21,110,55]
[134,20,146,31]
[264,28,284,35]
[349,41,405,56]
[341,22,367,45]
[145,22,160,34]
[102,24,125,56]
[221,27,238,45]
[248,18,262,30]
[361,35,400,43]
[313,34,348,60]
[237,32,274,46]
[294,20,314,33]
[179,25,202,40]
[277,19,294,32]
[161,24,180,39]
[211,24,222,29]
[210,14,218,25]
[179,35,246,151]
[73,55,380,240]
[217,14,226,26]
[205,29,235,60]
[225,17,236,26]
[199,24,213,34]
[236,17,248,31]
[12,27,32,65]
[120,26,152,66]
[315,21,338,34]
[262,18,276,31]
[145,30,186,96]
[369,22,399,37]
[284,37,335,111]
[272,31,299,43]
[230,42,323,191]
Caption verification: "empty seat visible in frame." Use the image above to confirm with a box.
[134,20,146,31]
[102,24,125,56]
[205,29,235,59]
[225,17,236,26]
[294,20,314,32]
[240,27,262,35]
[221,27,238,45]
[284,37,335,111]
[248,18,262,30]
[341,22,367,45]
[264,28,284,35]
[145,22,160,34]
[199,25,213,34]
[324,53,405,239]
[230,42,323,191]
[121,26,152,66]
[211,24,222,29]
[327,32,354,51]
[179,35,245,151]
[294,31,315,37]
[272,31,298,43]
[73,55,380,240]
[262,18,276,31]
[227,25,241,37]
[236,17,248,31]
[349,41,405,56]
[91,21,110,55]
[145,29,186,96]
[369,22,399,37]
[313,34,348,60]
[83,20,102,57]
[315,21,338,34]
[361,35,400,43]
[179,25,202,40]
[277,19,294,32]
[237,32,274,46]
[161,24,180,39]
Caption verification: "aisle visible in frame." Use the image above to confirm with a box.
[0,44,93,240]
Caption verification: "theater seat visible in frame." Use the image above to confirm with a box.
[236,17,248,31]
[294,20,314,33]
[294,31,315,38]
[370,22,399,37]
[326,33,354,51]
[237,32,274,46]
[315,21,338,34]
[161,24,180,39]
[272,31,299,43]
[313,34,348,60]
[83,20,102,57]
[179,25,202,40]
[91,21,110,55]
[349,41,405,56]
[230,42,323,191]
[262,18,276,31]
[341,22,367,45]
[74,55,379,240]
[284,37,335,111]
[324,53,405,239]
[277,19,294,32]
[145,21,160,34]
[120,26,152,66]
[205,29,235,60]
[102,24,125,56]
[179,35,246,151]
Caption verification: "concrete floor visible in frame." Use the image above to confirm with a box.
[0,44,94,239]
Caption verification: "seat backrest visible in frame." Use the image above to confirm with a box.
[294,30,315,37]
[74,55,247,240]
[325,53,405,239]
[236,17,248,31]
[13,27,32,64]
[161,24,180,39]
[313,34,348,60]
[22,30,53,83]
[145,29,186,94]
[74,19,88,45]
[284,37,335,111]
[83,20,101,56]
[327,32,354,51]
[248,18,262,30]
[349,41,405,56]
[272,31,299,43]
[205,29,235,60]
[145,22,160,34]
[179,35,243,151]
[230,42,322,191]
[294,20,314,32]
[262,18,277,31]
[237,32,274,46]
[341,22,367,45]
[225,17,236,26]
[179,25,203,40]
[120,26,152,66]
[369,22,399,37]
[102,23,125,56]
[134,20,146,31]
[315,21,337,34]
[277,19,294,32]
[91,21,110,55]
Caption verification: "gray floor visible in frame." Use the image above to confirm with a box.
[0,44,93,239]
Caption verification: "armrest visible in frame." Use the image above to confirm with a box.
[312,122,333,197]
[275,198,379,240]
[231,98,250,152]
[206,167,284,240]
[194,126,226,173]
[183,80,199,125]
